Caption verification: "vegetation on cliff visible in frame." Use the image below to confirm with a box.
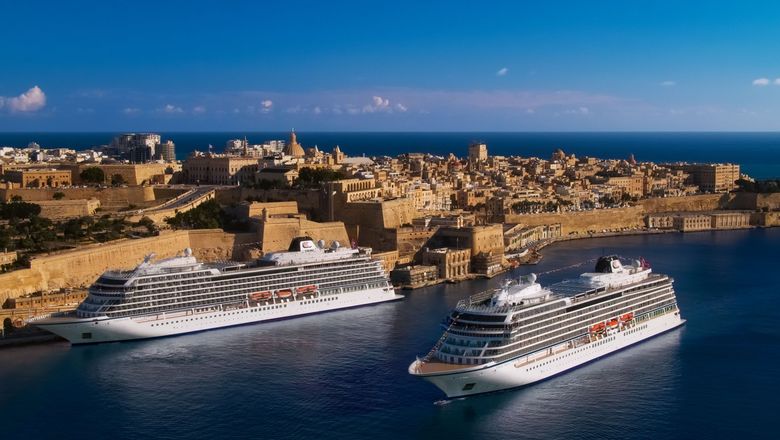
[245,167,348,191]
[164,200,249,231]
[80,167,106,185]
[0,200,158,272]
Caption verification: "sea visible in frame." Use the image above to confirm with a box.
[1,131,779,178]
[1,228,778,440]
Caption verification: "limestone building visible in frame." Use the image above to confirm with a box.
[183,155,259,185]
[671,163,740,193]
[3,169,71,188]
[422,247,471,280]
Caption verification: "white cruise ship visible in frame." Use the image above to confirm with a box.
[409,256,685,398]
[34,237,401,344]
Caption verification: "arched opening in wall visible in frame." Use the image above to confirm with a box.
[3,318,14,334]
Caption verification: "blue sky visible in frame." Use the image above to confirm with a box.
[2,0,780,131]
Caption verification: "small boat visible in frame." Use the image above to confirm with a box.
[276,289,293,299]
[590,322,606,332]
[296,285,317,294]
[249,291,272,301]
[607,318,619,328]
[621,312,634,321]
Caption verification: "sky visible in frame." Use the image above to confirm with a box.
[2,0,780,131]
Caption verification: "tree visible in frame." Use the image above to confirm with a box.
[294,168,347,189]
[80,167,105,185]
[111,174,126,186]
[53,191,65,200]
[137,216,157,233]
[0,201,42,220]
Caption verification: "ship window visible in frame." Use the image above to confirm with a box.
[462,383,476,391]
[81,332,92,339]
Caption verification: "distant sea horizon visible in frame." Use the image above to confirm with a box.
[1,131,779,178]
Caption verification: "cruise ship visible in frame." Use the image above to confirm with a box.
[409,256,685,398]
[34,237,401,344]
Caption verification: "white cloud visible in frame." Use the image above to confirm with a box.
[161,104,184,113]
[496,67,509,76]
[753,78,770,86]
[2,86,47,112]
[564,106,590,115]
[192,105,206,114]
[361,95,406,114]
[660,80,676,87]
[261,99,273,113]
[774,78,780,85]
[313,106,322,115]
[122,107,141,115]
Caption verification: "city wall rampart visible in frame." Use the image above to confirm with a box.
[506,206,646,235]
[0,229,258,300]
[0,186,157,209]
[640,193,727,213]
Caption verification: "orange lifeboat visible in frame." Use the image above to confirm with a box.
[590,322,606,333]
[607,318,619,328]
[296,285,317,294]
[276,289,293,299]
[249,291,272,301]
[620,312,634,321]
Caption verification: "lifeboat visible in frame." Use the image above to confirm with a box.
[621,312,634,321]
[249,291,272,301]
[607,318,619,328]
[296,285,317,294]
[276,289,293,299]
[590,322,606,332]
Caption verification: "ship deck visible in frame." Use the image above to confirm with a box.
[414,359,476,374]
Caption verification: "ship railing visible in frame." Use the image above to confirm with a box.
[455,288,498,309]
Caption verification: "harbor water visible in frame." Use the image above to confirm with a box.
[1,228,779,439]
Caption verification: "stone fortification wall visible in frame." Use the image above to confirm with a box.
[730,193,780,211]
[505,195,735,236]
[188,229,258,261]
[337,199,415,251]
[257,218,349,253]
[640,194,726,213]
[34,199,100,219]
[233,188,324,219]
[0,229,257,301]
[0,186,156,209]
[506,206,645,235]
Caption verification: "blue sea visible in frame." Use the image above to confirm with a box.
[1,228,779,439]
[1,132,779,178]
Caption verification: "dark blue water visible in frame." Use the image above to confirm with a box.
[1,132,779,178]
[1,228,778,439]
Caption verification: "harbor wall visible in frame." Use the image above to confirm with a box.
[0,229,258,301]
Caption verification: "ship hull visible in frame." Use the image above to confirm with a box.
[36,287,401,344]
[412,311,685,398]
